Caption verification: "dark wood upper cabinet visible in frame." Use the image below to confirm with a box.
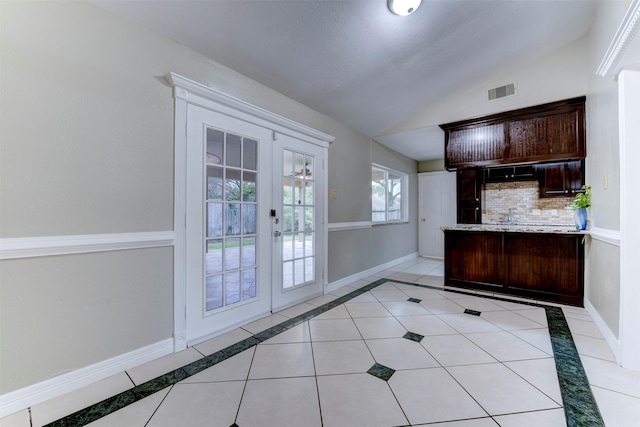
[483,165,536,183]
[442,97,585,170]
[537,160,584,197]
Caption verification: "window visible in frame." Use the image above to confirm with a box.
[372,164,408,223]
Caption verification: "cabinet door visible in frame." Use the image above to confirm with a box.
[505,234,584,306]
[506,107,585,163]
[445,231,503,287]
[458,169,481,203]
[445,123,505,168]
[457,169,482,224]
[537,160,584,197]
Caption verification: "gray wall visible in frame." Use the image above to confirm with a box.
[0,0,418,393]
[582,0,628,339]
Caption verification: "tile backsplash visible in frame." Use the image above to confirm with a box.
[483,181,574,226]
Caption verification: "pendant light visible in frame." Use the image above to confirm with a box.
[388,0,422,16]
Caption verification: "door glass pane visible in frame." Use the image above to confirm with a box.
[206,275,223,311]
[243,171,256,202]
[226,134,242,168]
[225,271,241,305]
[226,169,241,201]
[242,269,256,299]
[281,148,315,290]
[206,239,223,274]
[243,138,257,170]
[242,237,256,267]
[206,130,224,165]
[207,203,223,237]
[224,238,240,270]
[204,127,260,313]
[242,204,256,235]
[207,167,223,200]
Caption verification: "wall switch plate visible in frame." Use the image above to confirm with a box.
[551,209,558,215]
[532,209,541,216]
[328,188,337,199]
[603,174,608,190]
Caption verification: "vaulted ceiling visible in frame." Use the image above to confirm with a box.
[94,0,598,160]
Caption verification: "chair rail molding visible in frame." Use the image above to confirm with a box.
[0,231,175,260]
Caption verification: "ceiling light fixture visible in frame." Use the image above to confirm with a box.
[388,0,422,16]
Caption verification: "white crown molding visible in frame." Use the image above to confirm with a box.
[588,227,620,246]
[0,231,174,260]
[0,338,173,418]
[328,221,372,232]
[596,0,640,76]
[165,73,335,146]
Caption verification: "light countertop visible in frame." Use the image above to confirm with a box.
[439,224,589,234]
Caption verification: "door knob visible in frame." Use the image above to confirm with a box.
[273,231,282,237]
[421,218,426,222]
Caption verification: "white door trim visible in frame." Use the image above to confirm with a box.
[167,73,334,351]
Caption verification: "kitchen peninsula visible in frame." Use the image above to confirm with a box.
[441,225,587,306]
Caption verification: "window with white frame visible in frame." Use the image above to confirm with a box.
[371,164,408,223]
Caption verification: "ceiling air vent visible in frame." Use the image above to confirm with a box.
[488,83,516,100]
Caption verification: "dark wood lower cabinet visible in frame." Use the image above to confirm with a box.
[444,230,584,306]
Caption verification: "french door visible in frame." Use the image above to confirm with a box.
[271,135,326,311]
[184,104,327,344]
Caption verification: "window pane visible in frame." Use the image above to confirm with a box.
[242,237,256,267]
[283,178,294,205]
[283,206,293,233]
[206,129,224,165]
[371,175,386,222]
[225,271,241,305]
[207,166,223,200]
[305,256,314,282]
[206,239,223,274]
[283,150,294,177]
[283,234,294,261]
[304,207,313,231]
[294,259,304,286]
[243,171,256,202]
[207,203,223,237]
[242,204,256,235]
[224,238,240,270]
[304,155,313,179]
[283,261,294,289]
[226,134,241,168]
[305,232,314,257]
[225,204,241,236]
[206,275,223,311]
[225,169,241,201]
[242,269,256,299]
[304,182,313,205]
[243,138,257,170]
[295,233,305,258]
[388,174,402,220]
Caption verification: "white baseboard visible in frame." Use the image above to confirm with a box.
[584,298,621,364]
[0,338,174,418]
[327,252,419,291]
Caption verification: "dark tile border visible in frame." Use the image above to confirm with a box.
[45,277,603,426]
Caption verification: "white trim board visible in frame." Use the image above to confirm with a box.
[0,338,174,418]
[0,231,174,260]
[327,252,419,291]
[584,298,621,364]
[588,227,620,247]
[596,0,640,76]
[328,221,372,232]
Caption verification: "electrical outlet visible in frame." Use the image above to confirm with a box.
[603,174,608,190]
[551,209,557,216]
[532,209,541,216]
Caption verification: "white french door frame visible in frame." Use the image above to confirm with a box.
[168,73,334,351]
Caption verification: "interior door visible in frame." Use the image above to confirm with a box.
[419,171,456,258]
[271,134,326,311]
[185,104,272,344]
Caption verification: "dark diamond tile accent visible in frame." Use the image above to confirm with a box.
[464,308,481,316]
[407,297,422,303]
[403,331,424,343]
[367,363,395,381]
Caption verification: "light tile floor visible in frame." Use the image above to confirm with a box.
[3,257,640,427]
